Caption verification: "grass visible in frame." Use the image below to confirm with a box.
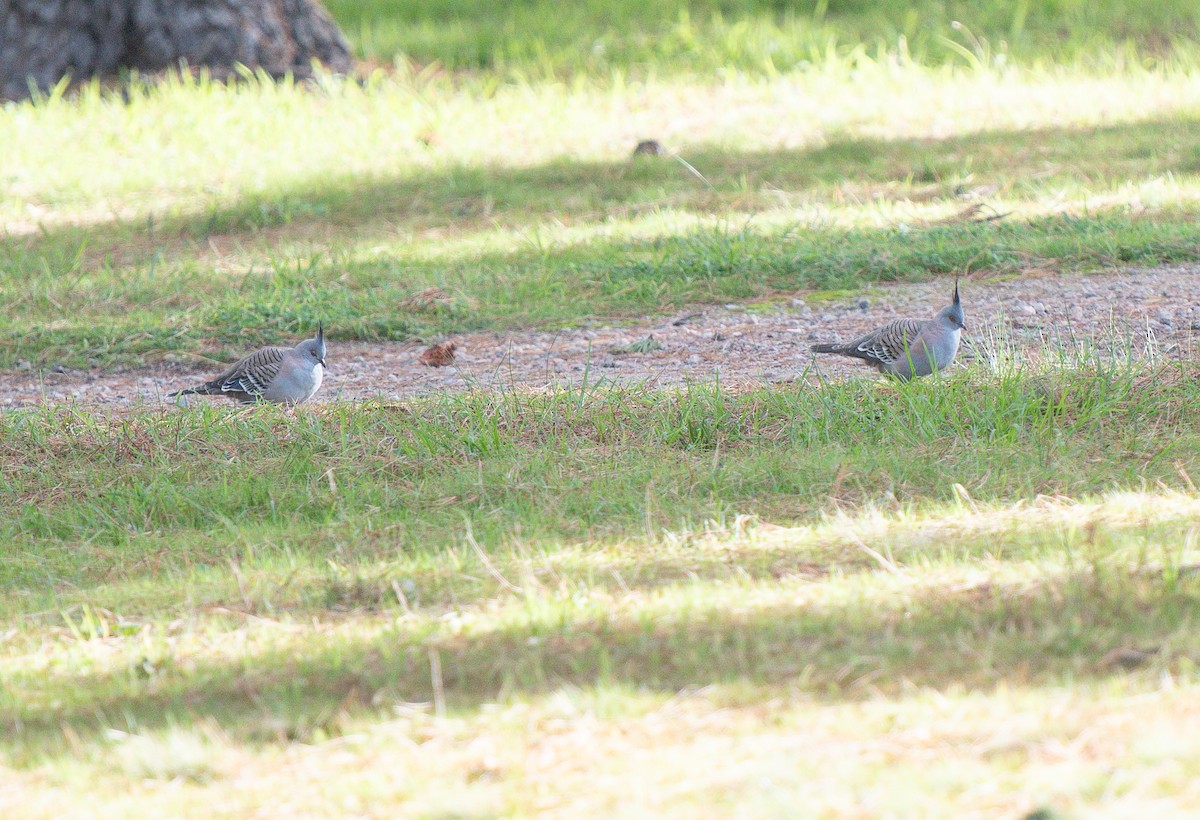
[4,361,1200,814]
[8,209,1200,368]
[6,0,1200,814]
[5,66,1200,367]
[325,0,1200,73]
[2,362,1191,588]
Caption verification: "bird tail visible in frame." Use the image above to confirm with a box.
[810,343,844,354]
[168,383,218,399]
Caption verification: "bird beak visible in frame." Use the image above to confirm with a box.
[318,357,327,368]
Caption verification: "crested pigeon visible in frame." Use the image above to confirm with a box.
[169,325,327,404]
[810,281,965,380]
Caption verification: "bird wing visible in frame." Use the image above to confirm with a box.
[215,347,287,396]
[846,318,926,364]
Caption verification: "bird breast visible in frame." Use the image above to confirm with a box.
[306,361,324,399]
[263,358,324,404]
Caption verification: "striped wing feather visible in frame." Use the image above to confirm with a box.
[216,347,286,396]
[847,318,925,364]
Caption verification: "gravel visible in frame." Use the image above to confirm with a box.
[3,267,1198,410]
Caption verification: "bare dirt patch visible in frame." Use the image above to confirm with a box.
[4,267,1199,409]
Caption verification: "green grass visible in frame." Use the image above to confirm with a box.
[7,1,1200,814]
[9,210,1200,368]
[325,0,1200,74]
[4,363,1200,814]
[2,363,1191,596]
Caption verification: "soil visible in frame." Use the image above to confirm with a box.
[4,267,1199,410]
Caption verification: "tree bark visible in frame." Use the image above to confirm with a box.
[0,0,354,101]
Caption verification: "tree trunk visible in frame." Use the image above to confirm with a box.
[0,0,354,101]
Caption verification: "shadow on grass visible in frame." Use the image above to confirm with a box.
[4,118,1200,366]
[9,117,1200,268]
[4,562,1198,763]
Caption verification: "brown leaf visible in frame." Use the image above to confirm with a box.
[419,341,457,367]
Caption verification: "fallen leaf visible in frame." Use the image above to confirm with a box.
[419,341,457,367]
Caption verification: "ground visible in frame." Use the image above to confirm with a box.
[6,267,1199,408]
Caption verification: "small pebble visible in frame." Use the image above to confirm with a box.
[857,299,870,312]
[1156,308,1172,325]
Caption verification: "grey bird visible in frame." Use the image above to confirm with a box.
[810,282,965,380]
[170,325,327,404]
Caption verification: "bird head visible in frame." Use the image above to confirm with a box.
[939,279,965,330]
[296,323,327,368]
